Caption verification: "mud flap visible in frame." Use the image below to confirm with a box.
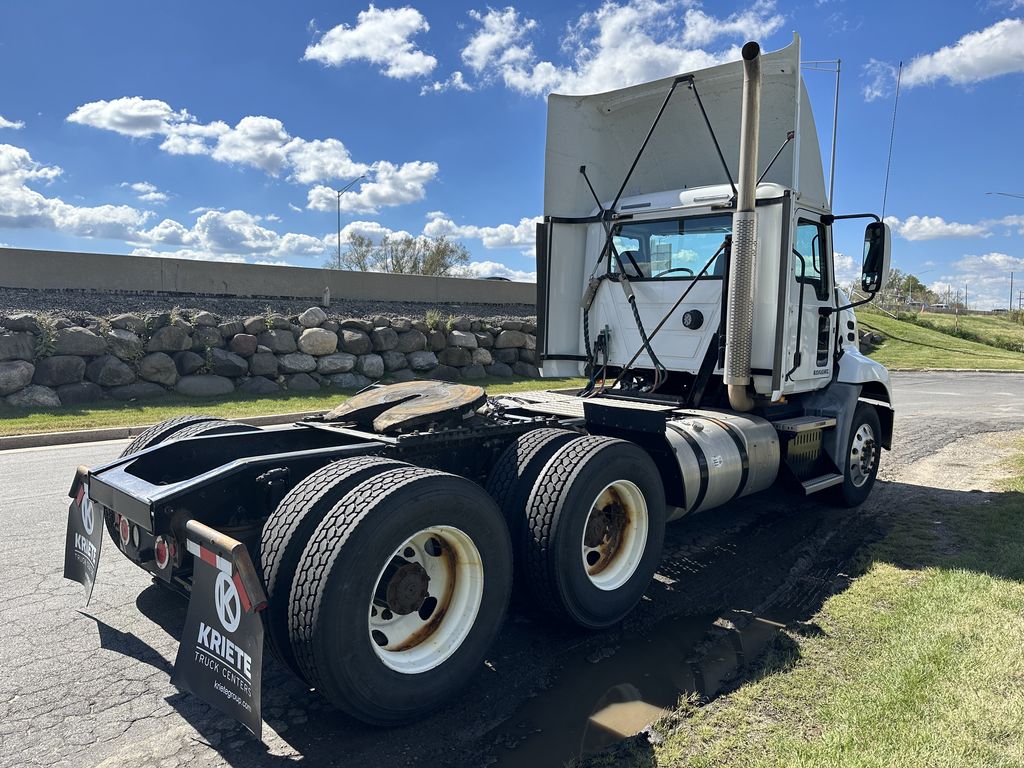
[171,520,268,739]
[63,466,103,604]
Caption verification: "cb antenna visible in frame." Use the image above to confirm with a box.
[881,61,903,219]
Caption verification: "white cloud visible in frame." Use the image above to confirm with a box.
[336,220,412,244]
[288,203,303,213]
[421,71,473,95]
[931,251,1024,309]
[265,213,281,222]
[903,18,1024,88]
[0,115,24,130]
[884,215,990,241]
[307,160,438,214]
[121,180,169,204]
[304,5,437,79]
[464,260,537,281]
[423,210,540,253]
[833,250,858,286]
[862,58,898,102]
[67,96,187,137]
[458,0,784,96]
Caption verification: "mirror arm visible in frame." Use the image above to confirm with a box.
[821,212,881,225]
[820,290,878,317]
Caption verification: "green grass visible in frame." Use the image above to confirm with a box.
[0,377,586,436]
[857,309,1024,370]
[910,312,1024,354]
[652,444,1024,768]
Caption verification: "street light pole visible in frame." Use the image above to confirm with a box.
[335,175,366,267]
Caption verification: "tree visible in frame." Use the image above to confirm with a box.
[325,234,471,276]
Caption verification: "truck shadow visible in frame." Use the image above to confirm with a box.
[124,477,1022,768]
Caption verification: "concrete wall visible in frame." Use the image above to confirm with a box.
[0,247,536,305]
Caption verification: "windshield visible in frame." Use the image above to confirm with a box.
[609,214,731,279]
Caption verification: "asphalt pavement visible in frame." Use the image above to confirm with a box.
[1,371,1021,768]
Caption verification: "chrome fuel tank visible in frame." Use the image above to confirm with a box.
[664,410,780,520]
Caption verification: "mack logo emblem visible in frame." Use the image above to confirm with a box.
[172,542,264,738]
[62,481,103,605]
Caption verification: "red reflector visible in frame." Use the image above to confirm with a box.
[119,515,131,546]
[154,536,170,569]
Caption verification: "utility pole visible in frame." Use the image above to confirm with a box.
[334,175,366,267]
[1010,271,1015,313]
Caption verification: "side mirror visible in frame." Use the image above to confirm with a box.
[861,221,890,293]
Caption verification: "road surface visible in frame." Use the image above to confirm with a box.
[1,372,1021,767]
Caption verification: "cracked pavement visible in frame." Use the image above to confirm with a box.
[1,372,1022,768]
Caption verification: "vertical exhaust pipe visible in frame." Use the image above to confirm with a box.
[725,41,762,413]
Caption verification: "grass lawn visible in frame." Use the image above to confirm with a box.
[0,377,587,436]
[648,443,1024,768]
[857,310,1024,371]
[912,312,1024,354]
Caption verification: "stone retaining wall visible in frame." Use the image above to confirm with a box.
[0,307,539,408]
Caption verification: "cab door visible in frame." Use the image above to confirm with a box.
[785,213,835,390]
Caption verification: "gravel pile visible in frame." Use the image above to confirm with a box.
[0,288,536,325]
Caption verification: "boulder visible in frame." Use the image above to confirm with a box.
[493,348,518,364]
[174,350,206,376]
[279,353,317,374]
[524,334,536,351]
[382,350,408,371]
[519,348,537,364]
[474,331,494,349]
[285,373,321,392]
[219,320,245,338]
[448,330,478,349]
[0,332,35,362]
[229,333,258,357]
[298,328,338,356]
[494,330,528,349]
[356,353,385,379]
[249,352,279,377]
[52,327,106,357]
[86,355,136,386]
[176,375,235,397]
[2,313,41,334]
[52,317,73,330]
[485,361,514,378]
[146,325,191,353]
[238,376,280,395]
[0,360,34,396]
[370,326,399,352]
[406,350,438,371]
[427,330,447,352]
[145,312,171,330]
[109,313,145,333]
[191,326,224,351]
[328,372,372,390]
[108,381,166,401]
[298,306,328,328]
[243,316,268,335]
[268,314,291,330]
[513,361,541,378]
[192,310,219,327]
[438,347,473,367]
[139,352,178,386]
[391,318,413,332]
[57,382,104,405]
[387,368,417,383]
[340,329,372,355]
[209,348,249,377]
[322,319,339,333]
[471,348,493,366]
[339,318,373,332]
[428,365,461,382]
[522,322,537,334]
[461,364,487,380]
[317,352,357,374]
[501,320,524,331]
[395,330,427,354]
[105,329,143,361]
[258,329,297,354]
[411,320,430,333]
[451,316,472,332]
[171,317,193,332]
[5,384,60,408]
[371,315,390,328]
[33,355,85,386]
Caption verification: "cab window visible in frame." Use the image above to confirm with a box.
[794,219,829,300]
[608,214,731,279]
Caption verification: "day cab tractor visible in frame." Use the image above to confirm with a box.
[63,36,893,735]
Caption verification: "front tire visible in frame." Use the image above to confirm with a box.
[831,402,882,507]
[288,466,513,725]
[521,436,666,629]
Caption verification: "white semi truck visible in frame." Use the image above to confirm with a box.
[63,35,892,736]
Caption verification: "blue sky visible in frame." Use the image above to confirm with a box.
[1,0,1023,306]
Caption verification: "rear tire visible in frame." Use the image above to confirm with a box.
[831,402,881,508]
[521,436,666,629]
[289,466,513,725]
[260,456,407,679]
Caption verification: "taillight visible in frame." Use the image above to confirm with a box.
[118,514,130,546]
[154,535,175,570]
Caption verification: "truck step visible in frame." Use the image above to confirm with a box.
[772,415,837,434]
[801,473,844,494]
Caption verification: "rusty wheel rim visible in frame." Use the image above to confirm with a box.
[580,480,648,592]
[368,526,484,674]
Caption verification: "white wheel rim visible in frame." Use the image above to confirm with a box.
[367,525,484,674]
[580,480,649,591]
[849,423,877,488]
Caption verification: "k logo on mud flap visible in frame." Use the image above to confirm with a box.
[214,572,241,633]
[81,496,94,536]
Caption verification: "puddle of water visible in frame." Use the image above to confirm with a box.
[489,609,792,767]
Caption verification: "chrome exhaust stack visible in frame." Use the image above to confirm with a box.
[725,41,762,413]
